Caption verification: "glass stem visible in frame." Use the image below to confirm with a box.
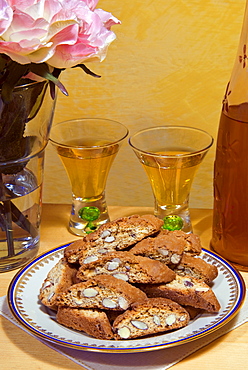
[69,192,110,236]
[154,198,192,233]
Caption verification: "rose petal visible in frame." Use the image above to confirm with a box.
[0,0,13,36]
[0,0,120,67]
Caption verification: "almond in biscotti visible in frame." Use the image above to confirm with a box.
[138,274,221,313]
[64,214,163,264]
[77,251,176,284]
[39,257,78,310]
[55,274,147,311]
[112,297,190,340]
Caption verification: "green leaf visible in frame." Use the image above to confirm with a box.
[49,67,63,99]
[73,63,101,78]
[29,63,68,96]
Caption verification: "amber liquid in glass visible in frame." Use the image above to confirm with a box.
[56,138,119,199]
[141,149,202,207]
[211,104,248,269]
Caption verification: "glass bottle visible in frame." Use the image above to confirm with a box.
[211,1,248,271]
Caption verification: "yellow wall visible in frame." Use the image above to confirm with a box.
[43,0,245,209]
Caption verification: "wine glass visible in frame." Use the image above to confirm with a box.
[50,118,128,235]
[129,126,213,233]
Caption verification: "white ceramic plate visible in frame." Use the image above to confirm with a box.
[8,244,246,353]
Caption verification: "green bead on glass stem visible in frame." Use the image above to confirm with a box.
[162,215,184,231]
[78,206,100,233]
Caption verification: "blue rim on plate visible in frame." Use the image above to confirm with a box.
[7,244,246,353]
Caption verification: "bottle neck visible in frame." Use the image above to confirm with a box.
[225,2,248,115]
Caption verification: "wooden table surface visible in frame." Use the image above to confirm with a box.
[0,204,247,370]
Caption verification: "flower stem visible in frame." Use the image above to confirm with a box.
[0,174,15,256]
[3,200,15,256]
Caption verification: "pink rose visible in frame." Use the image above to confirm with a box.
[0,0,120,68]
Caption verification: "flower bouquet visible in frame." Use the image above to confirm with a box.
[0,0,120,270]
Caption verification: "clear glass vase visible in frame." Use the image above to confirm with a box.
[211,2,248,271]
[0,80,56,272]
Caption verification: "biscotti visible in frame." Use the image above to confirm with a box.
[55,274,147,310]
[182,305,202,319]
[159,230,202,255]
[57,306,114,339]
[64,214,163,264]
[129,232,217,284]
[172,253,218,285]
[112,297,190,339]
[38,213,222,341]
[77,251,176,284]
[129,232,186,265]
[39,257,78,310]
[138,274,221,312]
